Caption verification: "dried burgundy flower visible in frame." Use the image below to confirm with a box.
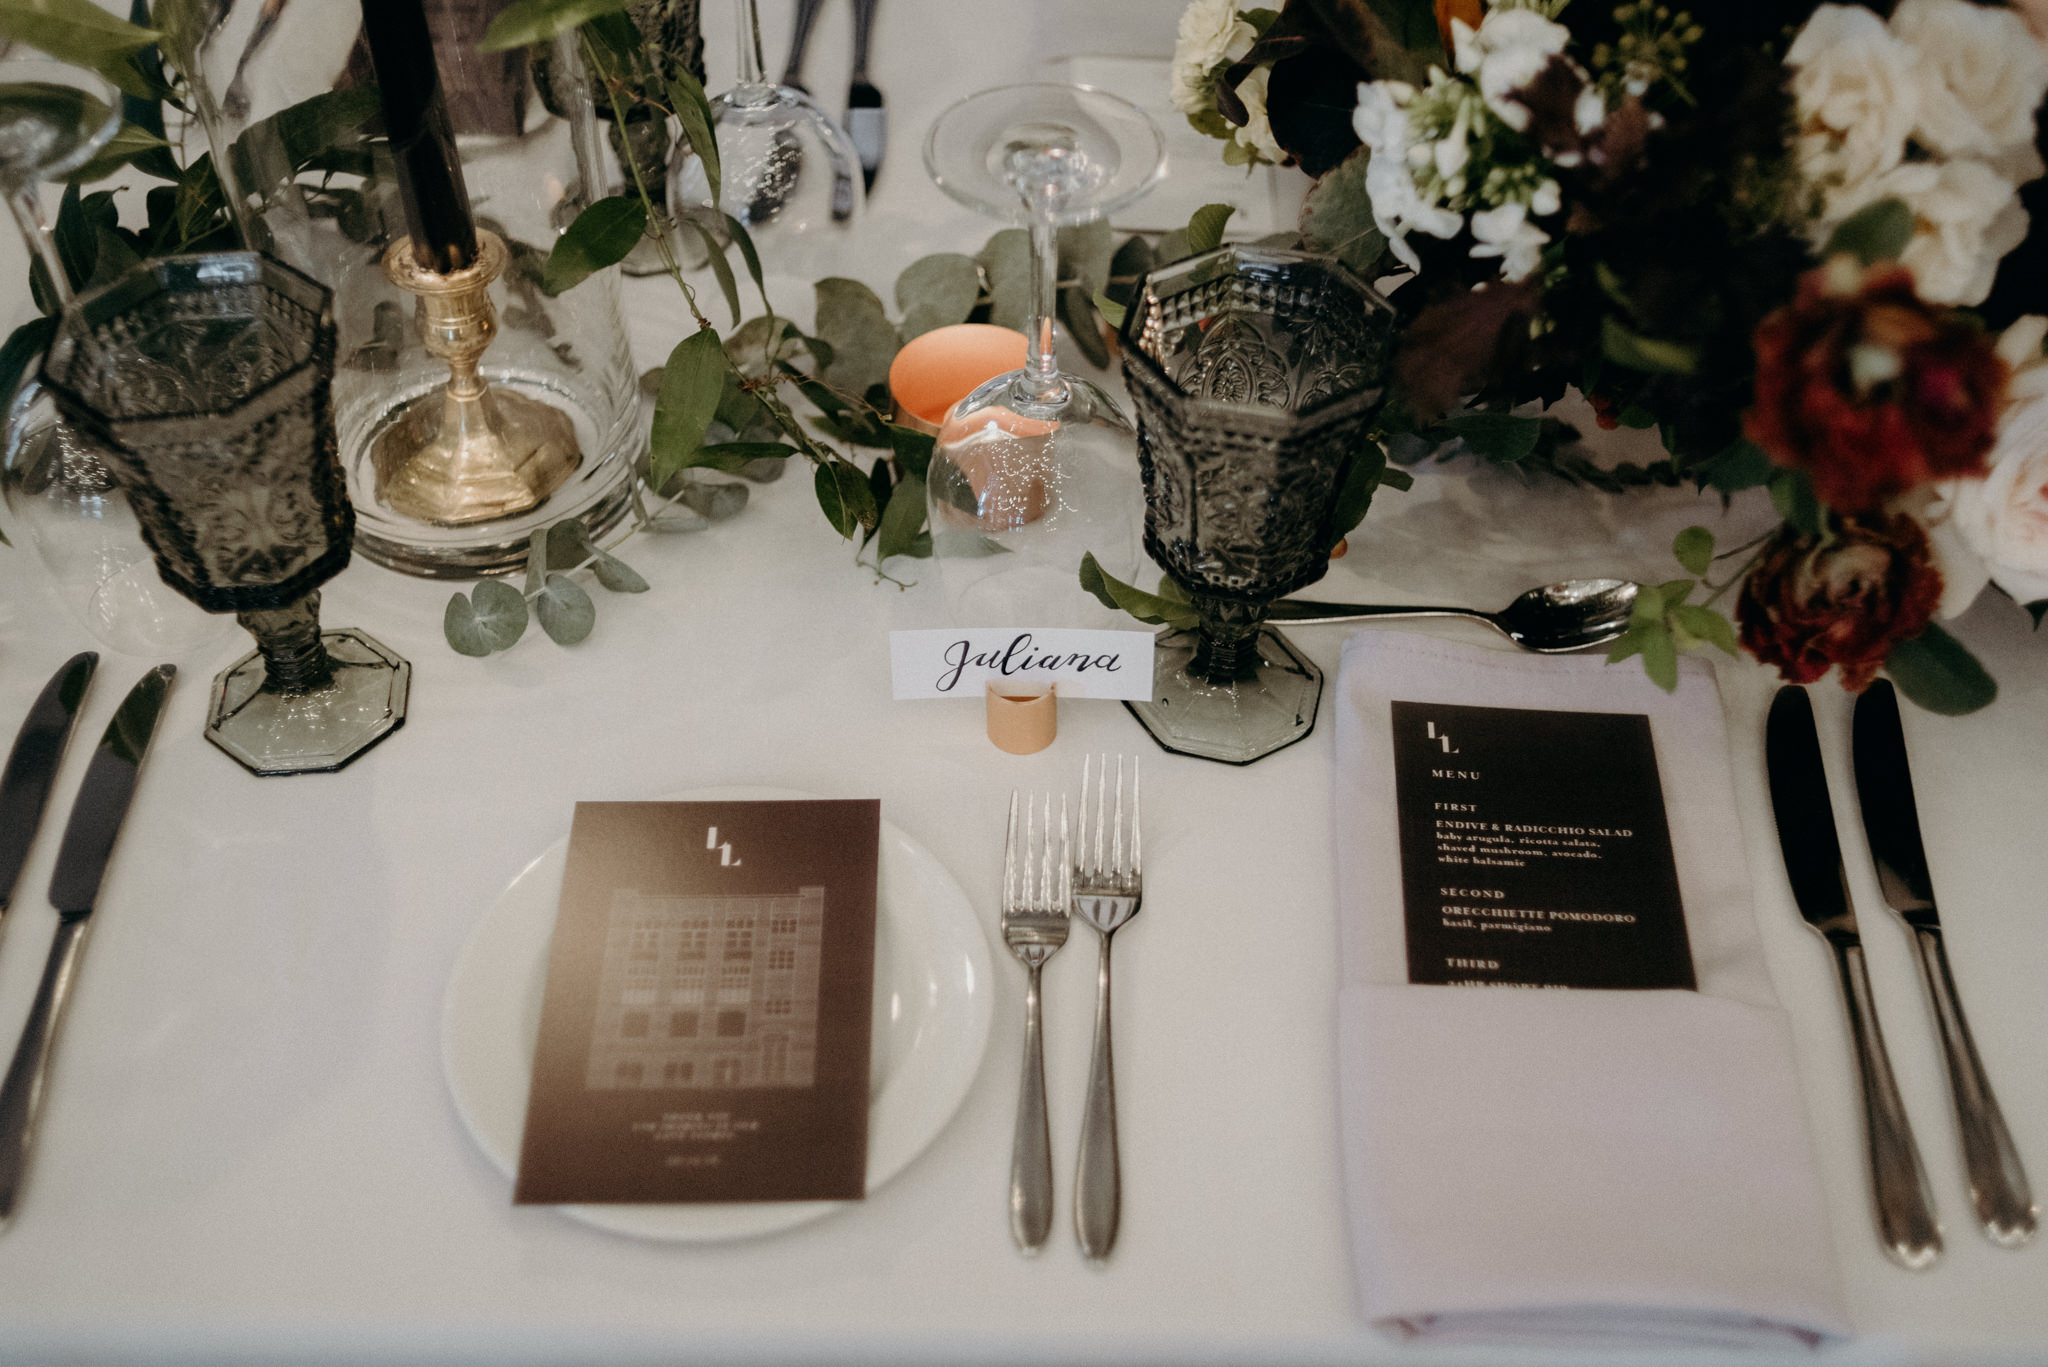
[1746,259,2006,511]
[1736,511,1944,690]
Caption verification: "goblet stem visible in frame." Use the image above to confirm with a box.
[733,0,770,89]
[1188,597,1267,686]
[8,186,71,307]
[235,592,336,695]
[1018,205,1069,410]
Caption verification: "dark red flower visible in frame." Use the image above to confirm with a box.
[1746,260,2006,511]
[1736,511,1944,690]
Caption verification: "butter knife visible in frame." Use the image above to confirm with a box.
[1852,679,2037,1247]
[0,653,98,919]
[843,0,882,199]
[1765,684,1942,1270]
[0,664,174,1227]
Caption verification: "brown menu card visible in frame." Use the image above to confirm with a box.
[513,800,880,1204]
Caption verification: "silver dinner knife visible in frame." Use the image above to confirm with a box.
[1765,684,1941,1269]
[0,664,174,1227]
[1852,679,2037,1247]
[0,653,98,920]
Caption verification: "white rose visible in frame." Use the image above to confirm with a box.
[1171,0,1256,116]
[1900,486,1992,617]
[1469,201,1549,282]
[1891,0,2048,158]
[1850,159,2028,306]
[1232,65,1285,164]
[1932,317,2048,604]
[1451,9,1572,132]
[1787,4,1918,201]
[1354,80,1463,273]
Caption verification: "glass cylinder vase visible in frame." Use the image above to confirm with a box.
[179,2,642,577]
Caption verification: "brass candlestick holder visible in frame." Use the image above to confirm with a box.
[370,229,582,526]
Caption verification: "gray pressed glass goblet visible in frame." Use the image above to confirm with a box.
[39,252,410,777]
[1118,245,1394,765]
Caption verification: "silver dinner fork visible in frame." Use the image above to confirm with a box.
[1001,790,1069,1253]
[1073,754,1141,1262]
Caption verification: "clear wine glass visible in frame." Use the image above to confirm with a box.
[666,0,863,278]
[0,53,226,655]
[922,83,1163,628]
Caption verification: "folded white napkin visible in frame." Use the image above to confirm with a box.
[1331,635,1850,1350]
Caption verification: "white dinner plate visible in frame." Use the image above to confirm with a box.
[442,787,994,1241]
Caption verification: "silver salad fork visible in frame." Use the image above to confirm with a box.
[1072,754,1142,1262]
[1001,790,1069,1253]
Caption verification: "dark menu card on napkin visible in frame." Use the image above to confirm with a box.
[1390,702,1694,990]
[514,800,880,1204]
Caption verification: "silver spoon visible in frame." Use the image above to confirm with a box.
[1264,577,1640,653]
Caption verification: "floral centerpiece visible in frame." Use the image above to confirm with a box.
[1170,0,2048,712]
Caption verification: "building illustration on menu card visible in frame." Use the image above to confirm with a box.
[584,886,827,1091]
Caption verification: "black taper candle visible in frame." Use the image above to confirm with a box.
[358,0,479,274]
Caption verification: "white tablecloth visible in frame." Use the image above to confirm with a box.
[0,2,2043,1362]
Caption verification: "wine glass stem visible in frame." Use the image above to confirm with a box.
[1020,202,1068,408]
[733,0,769,88]
[9,188,71,308]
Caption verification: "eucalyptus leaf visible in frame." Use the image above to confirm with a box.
[888,424,934,482]
[1823,197,1913,267]
[1606,623,1645,665]
[65,118,166,184]
[546,517,591,572]
[668,72,720,208]
[1060,285,1108,368]
[1700,437,1774,493]
[1671,603,1737,656]
[813,276,898,397]
[1443,411,1542,463]
[815,459,876,537]
[542,195,646,295]
[1058,219,1114,296]
[692,440,796,471]
[1768,469,1822,535]
[1185,202,1235,256]
[536,572,597,644]
[1079,551,1200,629]
[676,214,741,324]
[1601,316,1699,375]
[722,214,769,313]
[1673,525,1713,577]
[649,328,727,492]
[681,477,749,521]
[478,0,627,50]
[876,471,929,561]
[1330,442,1389,541]
[0,0,158,68]
[1638,624,1679,691]
[1299,145,1388,277]
[1094,291,1126,331]
[445,579,529,655]
[0,315,54,406]
[1153,228,1191,267]
[894,252,980,340]
[978,228,1030,331]
[1884,623,1997,715]
[589,549,649,592]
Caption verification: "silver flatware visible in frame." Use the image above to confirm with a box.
[1072,753,1140,1262]
[779,0,825,91]
[1266,577,1639,652]
[844,0,883,195]
[1765,684,1941,1270]
[1001,789,1068,1253]
[0,652,97,921]
[1852,679,2036,1248]
[0,663,174,1227]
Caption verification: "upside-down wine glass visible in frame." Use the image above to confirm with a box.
[666,0,864,277]
[40,253,410,776]
[1118,244,1396,765]
[0,53,225,655]
[923,83,1163,628]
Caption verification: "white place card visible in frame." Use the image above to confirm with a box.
[889,629,1156,701]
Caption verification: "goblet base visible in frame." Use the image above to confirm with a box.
[1124,625,1323,766]
[207,628,411,777]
